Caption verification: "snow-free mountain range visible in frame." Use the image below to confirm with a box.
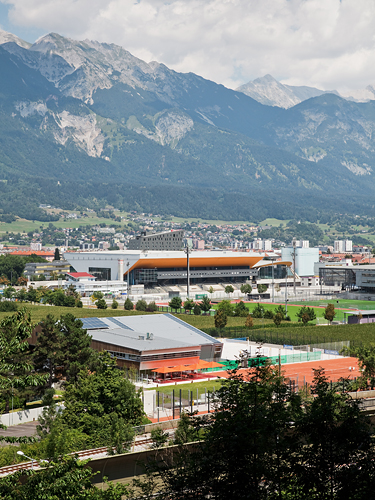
[237,74,375,109]
[1,28,375,222]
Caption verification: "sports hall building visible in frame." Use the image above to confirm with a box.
[63,250,264,287]
[30,314,223,373]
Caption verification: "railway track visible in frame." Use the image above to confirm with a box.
[0,437,154,477]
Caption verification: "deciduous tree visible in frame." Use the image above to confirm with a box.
[324,303,336,324]
[217,299,233,317]
[296,306,316,325]
[0,309,47,416]
[240,283,252,296]
[214,309,227,329]
[0,456,129,499]
[257,284,268,294]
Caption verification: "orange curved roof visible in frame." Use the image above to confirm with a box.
[124,255,263,276]
[253,261,292,268]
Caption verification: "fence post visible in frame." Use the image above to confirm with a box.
[172,389,175,419]
[157,391,160,422]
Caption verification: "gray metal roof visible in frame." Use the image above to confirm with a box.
[89,328,192,351]
[345,310,375,315]
[82,314,220,352]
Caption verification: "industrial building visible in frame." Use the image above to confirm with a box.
[315,263,375,292]
[63,250,264,288]
[127,230,184,251]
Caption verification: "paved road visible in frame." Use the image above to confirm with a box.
[0,421,39,441]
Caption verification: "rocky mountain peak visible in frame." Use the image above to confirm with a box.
[0,28,31,49]
[236,74,333,109]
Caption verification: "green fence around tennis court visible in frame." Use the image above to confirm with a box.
[203,351,322,372]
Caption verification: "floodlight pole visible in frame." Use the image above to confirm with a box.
[292,238,296,297]
[285,266,288,317]
[185,246,190,299]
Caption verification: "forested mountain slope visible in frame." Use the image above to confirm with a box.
[1,30,375,221]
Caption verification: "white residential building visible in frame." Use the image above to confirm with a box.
[295,240,309,248]
[334,240,352,253]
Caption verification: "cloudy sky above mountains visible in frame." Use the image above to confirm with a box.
[1,0,375,92]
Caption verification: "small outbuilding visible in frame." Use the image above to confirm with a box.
[345,310,375,324]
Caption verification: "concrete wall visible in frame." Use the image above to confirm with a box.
[0,406,45,426]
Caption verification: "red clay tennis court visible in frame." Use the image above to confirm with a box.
[215,356,361,387]
[148,357,362,423]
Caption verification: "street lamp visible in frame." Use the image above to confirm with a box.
[17,450,36,470]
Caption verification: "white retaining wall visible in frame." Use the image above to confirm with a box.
[0,406,46,427]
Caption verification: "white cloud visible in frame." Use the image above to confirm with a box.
[3,0,375,91]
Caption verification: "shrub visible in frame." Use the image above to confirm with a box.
[0,301,18,312]
[111,299,119,309]
[75,299,83,308]
[273,312,283,327]
[124,298,134,310]
[169,296,182,311]
[151,428,169,448]
[193,303,201,315]
[264,310,274,320]
[63,296,76,308]
[274,305,286,318]
[245,314,253,328]
[183,299,194,313]
[146,301,158,312]
[96,298,107,309]
[217,300,234,317]
[136,299,147,311]
[200,296,211,314]
[234,301,248,317]
[251,303,265,318]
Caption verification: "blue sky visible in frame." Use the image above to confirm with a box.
[0,2,45,43]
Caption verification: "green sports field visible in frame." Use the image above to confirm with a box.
[291,299,375,310]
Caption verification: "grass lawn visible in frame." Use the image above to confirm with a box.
[145,379,224,401]
[0,214,127,235]
[292,299,375,310]
[0,304,157,323]
[189,303,328,325]
[1,301,374,350]
[259,218,290,227]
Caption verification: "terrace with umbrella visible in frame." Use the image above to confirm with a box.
[152,359,224,382]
